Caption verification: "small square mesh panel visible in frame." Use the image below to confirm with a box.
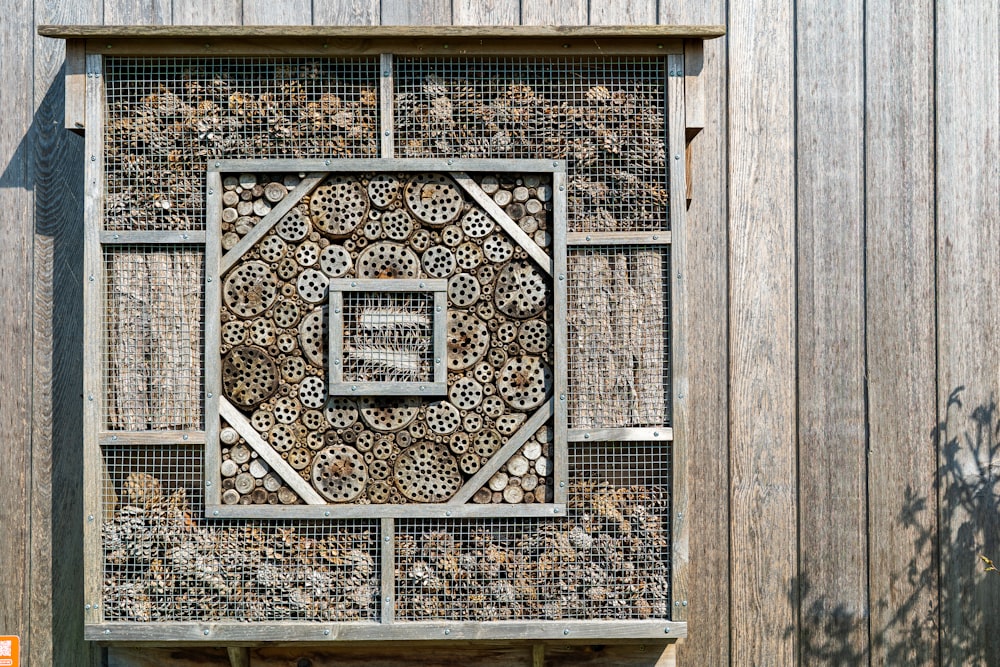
[341,291,435,384]
[394,441,670,621]
[101,445,381,622]
[566,246,670,429]
[104,57,380,231]
[393,57,667,233]
[103,246,204,431]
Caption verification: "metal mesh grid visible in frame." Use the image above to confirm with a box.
[101,445,381,622]
[394,440,670,621]
[393,57,667,232]
[566,246,670,428]
[104,57,380,231]
[341,291,435,384]
[103,246,204,431]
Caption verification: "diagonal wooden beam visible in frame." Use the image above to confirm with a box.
[452,172,553,275]
[219,172,326,273]
[219,397,326,504]
[449,399,553,504]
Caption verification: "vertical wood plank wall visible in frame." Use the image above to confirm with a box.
[1,0,997,665]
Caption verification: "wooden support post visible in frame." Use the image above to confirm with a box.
[532,644,545,667]
[226,646,250,667]
[64,39,86,133]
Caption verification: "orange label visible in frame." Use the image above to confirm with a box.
[0,636,18,667]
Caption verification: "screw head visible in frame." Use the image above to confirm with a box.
[444,629,451,635]
[203,629,210,636]
[563,629,570,635]
[88,515,94,522]
[324,629,331,635]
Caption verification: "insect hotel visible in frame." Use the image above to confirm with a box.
[42,23,721,660]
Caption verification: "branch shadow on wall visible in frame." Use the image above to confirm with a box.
[787,386,1000,665]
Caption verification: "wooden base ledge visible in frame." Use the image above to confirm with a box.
[87,620,686,644]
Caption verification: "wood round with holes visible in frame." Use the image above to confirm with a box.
[275,207,311,242]
[298,376,327,409]
[455,241,483,270]
[222,345,279,409]
[449,377,484,410]
[369,458,391,481]
[258,235,287,263]
[461,208,493,238]
[325,397,358,429]
[421,245,456,278]
[223,261,279,318]
[296,269,329,303]
[368,480,392,504]
[358,396,420,432]
[393,440,462,502]
[517,319,551,354]
[482,234,513,264]
[367,174,401,208]
[288,447,311,470]
[381,209,414,242]
[280,356,306,383]
[269,423,297,452]
[474,431,500,457]
[311,176,369,237]
[312,445,368,503]
[447,272,481,307]
[356,242,420,279]
[295,241,320,267]
[446,311,490,370]
[248,318,275,346]
[403,174,463,226]
[319,244,353,278]
[272,300,301,329]
[494,260,548,319]
[222,321,245,347]
[425,401,461,435]
[273,396,301,424]
[298,307,326,367]
[497,355,552,411]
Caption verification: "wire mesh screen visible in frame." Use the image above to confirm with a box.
[103,57,380,231]
[394,440,670,621]
[103,246,204,431]
[101,445,381,622]
[393,57,668,233]
[566,246,670,429]
[341,291,435,384]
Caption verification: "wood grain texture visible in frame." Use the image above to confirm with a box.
[795,0,869,663]
[936,0,1000,664]
[313,0,379,25]
[31,0,103,662]
[520,0,586,25]
[103,0,171,23]
[865,0,939,664]
[662,2,729,665]
[0,0,34,658]
[380,0,451,25]
[171,0,240,24]
[242,0,310,24]
[453,0,519,25]
[728,0,798,664]
[589,0,656,25]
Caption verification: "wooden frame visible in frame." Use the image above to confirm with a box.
[204,158,568,520]
[67,30,711,644]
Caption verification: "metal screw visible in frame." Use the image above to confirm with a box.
[653,431,660,438]
[675,601,681,606]
[558,274,565,281]
[677,512,684,519]
[653,235,659,241]
[678,392,684,399]
[112,234,119,240]
[213,510,220,516]
[435,358,441,364]
[325,160,331,166]
[419,282,425,288]
[552,161,559,168]
[445,510,452,517]
[419,386,425,392]
[664,627,671,634]
[182,434,189,440]
[435,306,442,312]
[322,43,329,49]
[334,308,341,314]
[444,629,451,635]
[447,159,454,165]
[207,277,212,283]
[559,481,566,488]
[563,629,570,635]
[385,536,391,542]
[585,235,592,241]
[104,629,110,635]
[351,386,358,392]
[203,629,210,636]
[85,604,91,610]
[334,359,341,366]
[94,604,99,609]
[383,70,391,77]
[215,162,221,168]
[583,432,590,439]
[682,600,688,606]
[88,275,94,282]
[351,281,357,287]
[111,435,118,441]
[324,629,331,635]
[206,481,212,487]
[324,511,330,517]
[674,154,681,160]
[559,394,565,401]
[553,507,560,513]
[207,392,213,398]
[181,233,190,240]
[88,515,94,522]
[443,44,449,49]
[677,271,682,279]
[558,185,565,191]
[204,43,211,49]
[106,44,112,49]
[385,130,390,136]
[87,394,94,401]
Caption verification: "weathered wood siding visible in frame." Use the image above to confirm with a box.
[2,0,997,665]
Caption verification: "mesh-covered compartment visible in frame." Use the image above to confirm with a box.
[104,246,204,431]
[101,445,381,622]
[393,57,667,233]
[394,441,670,621]
[340,291,436,384]
[566,246,670,428]
[104,57,380,231]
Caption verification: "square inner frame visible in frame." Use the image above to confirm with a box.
[329,278,448,396]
